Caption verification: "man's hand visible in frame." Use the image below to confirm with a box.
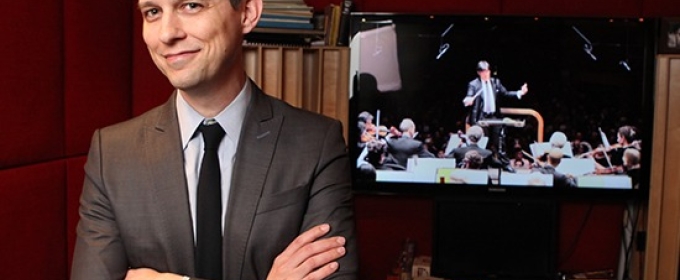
[125,268,184,280]
[267,224,347,280]
[462,96,475,107]
[520,83,528,96]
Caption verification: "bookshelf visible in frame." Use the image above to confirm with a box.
[243,45,350,140]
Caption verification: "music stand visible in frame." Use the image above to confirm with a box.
[477,118,525,156]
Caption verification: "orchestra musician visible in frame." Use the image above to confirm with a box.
[537,131,571,162]
[356,111,386,177]
[580,125,641,173]
[622,148,641,189]
[533,148,577,188]
[447,125,493,169]
[357,111,376,146]
[460,150,485,169]
[384,118,434,169]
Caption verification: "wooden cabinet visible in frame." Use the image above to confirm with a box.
[644,55,680,280]
[243,45,350,140]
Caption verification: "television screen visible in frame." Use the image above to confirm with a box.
[348,13,656,197]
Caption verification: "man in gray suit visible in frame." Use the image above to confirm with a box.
[70,0,357,279]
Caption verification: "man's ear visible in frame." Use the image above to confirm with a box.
[241,0,262,34]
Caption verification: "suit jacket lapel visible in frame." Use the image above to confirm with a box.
[144,92,196,275]
[224,85,282,280]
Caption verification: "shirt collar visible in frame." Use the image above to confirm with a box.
[177,80,251,149]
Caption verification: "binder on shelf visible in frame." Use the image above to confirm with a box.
[336,0,353,46]
[323,4,341,46]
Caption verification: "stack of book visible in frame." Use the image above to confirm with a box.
[258,0,315,30]
[321,0,353,46]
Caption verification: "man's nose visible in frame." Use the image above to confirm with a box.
[159,13,186,43]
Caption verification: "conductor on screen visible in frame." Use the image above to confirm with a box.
[462,60,528,154]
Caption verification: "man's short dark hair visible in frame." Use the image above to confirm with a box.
[476,60,490,71]
[229,0,241,8]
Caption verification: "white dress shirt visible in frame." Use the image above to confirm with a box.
[483,80,496,113]
[176,81,250,239]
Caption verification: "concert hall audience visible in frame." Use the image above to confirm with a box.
[510,148,532,170]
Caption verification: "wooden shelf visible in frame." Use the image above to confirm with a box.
[243,45,350,141]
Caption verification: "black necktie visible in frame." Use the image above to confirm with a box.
[195,121,225,280]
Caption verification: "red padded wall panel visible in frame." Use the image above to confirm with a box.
[0,161,67,279]
[63,0,134,156]
[501,0,642,16]
[0,2,64,168]
[131,10,175,116]
[358,0,501,14]
[66,156,87,276]
[557,202,625,274]
[643,0,680,16]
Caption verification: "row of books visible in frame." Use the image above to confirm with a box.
[247,0,353,47]
[257,0,315,30]
[321,0,353,46]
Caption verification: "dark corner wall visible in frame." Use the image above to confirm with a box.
[0,0,677,279]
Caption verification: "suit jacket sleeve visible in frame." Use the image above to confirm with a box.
[494,78,521,98]
[301,119,358,279]
[71,129,129,280]
[230,93,358,279]
[466,80,482,125]
[466,80,478,98]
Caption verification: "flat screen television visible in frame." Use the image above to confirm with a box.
[348,13,656,199]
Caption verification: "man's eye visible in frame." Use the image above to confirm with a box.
[143,8,160,20]
[182,2,203,12]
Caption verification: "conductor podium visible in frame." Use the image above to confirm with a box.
[476,117,526,157]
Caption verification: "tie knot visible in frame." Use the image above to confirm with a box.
[199,121,225,150]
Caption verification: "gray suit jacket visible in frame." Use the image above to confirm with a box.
[71,86,357,280]
[465,77,520,126]
[385,136,434,168]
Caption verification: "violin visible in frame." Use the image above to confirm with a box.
[576,140,641,159]
[456,130,468,147]
[594,165,624,175]
[360,123,390,143]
